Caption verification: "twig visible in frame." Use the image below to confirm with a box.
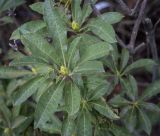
[116,35,128,49]
[91,0,147,54]
[144,18,159,81]
[115,0,141,16]
[131,0,141,16]
[89,0,101,16]
[114,0,131,15]
[134,42,145,53]
[154,17,160,31]
[128,0,147,53]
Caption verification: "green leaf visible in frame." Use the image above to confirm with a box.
[14,76,45,105]
[34,81,64,128]
[123,59,155,74]
[10,56,49,67]
[29,2,44,14]
[73,61,104,75]
[14,116,33,133]
[88,19,116,43]
[64,82,81,115]
[62,116,75,136]
[35,79,53,102]
[0,16,13,25]
[109,95,130,107]
[22,33,60,65]
[123,107,137,132]
[100,12,124,24]
[10,20,46,40]
[128,75,138,101]
[71,0,82,23]
[67,36,81,68]
[80,34,101,48]
[91,99,119,120]
[79,34,101,56]
[109,124,132,136]
[40,115,62,134]
[77,111,92,136]
[138,108,151,135]
[44,0,67,66]
[11,116,27,129]
[139,102,160,112]
[0,0,25,13]
[79,42,112,64]
[140,80,160,100]
[0,66,33,79]
[81,1,92,25]
[120,77,137,101]
[88,82,110,100]
[86,75,108,91]
[120,48,129,71]
[0,101,12,122]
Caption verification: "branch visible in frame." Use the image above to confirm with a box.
[115,0,141,16]
[144,18,159,81]
[154,17,160,32]
[128,0,148,53]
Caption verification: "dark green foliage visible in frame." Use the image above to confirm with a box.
[0,0,159,136]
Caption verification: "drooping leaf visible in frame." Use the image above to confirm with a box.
[14,76,45,105]
[77,110,92,136]
[64,82,81,115]
[44,0,67,66]
[88,19,116,43]
[34,81,64,128]
[91,99,119,120]
[0,66,33,79]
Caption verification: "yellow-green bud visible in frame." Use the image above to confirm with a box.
[59,65,69,76]
[71,21,80,31]
[4,128,11,135]
[31,67,37,74]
